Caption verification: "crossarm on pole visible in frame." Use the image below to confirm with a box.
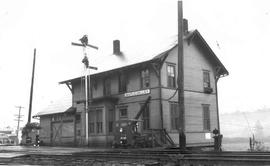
[71,42,98,50]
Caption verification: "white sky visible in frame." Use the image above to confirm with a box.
[0,0,270,129]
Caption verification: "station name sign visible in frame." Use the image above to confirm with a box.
[124,89,150,97]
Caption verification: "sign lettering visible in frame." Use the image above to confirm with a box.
[124,89,150,97]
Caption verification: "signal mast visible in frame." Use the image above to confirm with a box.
[71,35,98,145]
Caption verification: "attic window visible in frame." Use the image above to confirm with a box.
[119,73,127,93]
[92,80,98,90]
[141,69,150,89]
[167,64,176,88]
[203,71,210,88]
[103,77,111,96]
[203,70,213,93]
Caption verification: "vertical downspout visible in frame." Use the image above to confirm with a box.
[74,114,76,146]
[215,76,221,134]
[50,118,52,145]
[159,68,164,129]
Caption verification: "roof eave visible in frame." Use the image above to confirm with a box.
[60,30,229,84]
[59,58,159,84]
[192,30,229,77]
[33,107,76,118]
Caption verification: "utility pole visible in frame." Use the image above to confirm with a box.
[72,35,98,146]
[15,106,24,144]
[178,1,186,151]
[28,49,36,123]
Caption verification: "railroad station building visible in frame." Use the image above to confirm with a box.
[34,27,228,147]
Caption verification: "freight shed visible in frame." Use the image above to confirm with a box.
[33,99,78,146]
[34,29,228,147]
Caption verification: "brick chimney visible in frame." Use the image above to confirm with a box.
[113,40,121,55]
[183,18,188,34]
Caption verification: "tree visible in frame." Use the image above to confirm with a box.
[254,120,264,140]
[21,122,41,137]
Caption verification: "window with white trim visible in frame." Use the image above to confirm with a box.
[141,103,150,130]
[119,108,128,118]
[203,70,211,88]
[170,102,179,130]
[141,69,150,89]
[202,104,210,131]
[108,109,115,133]
[167,64,176,88]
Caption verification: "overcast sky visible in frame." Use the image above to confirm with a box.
[0,0,270,129]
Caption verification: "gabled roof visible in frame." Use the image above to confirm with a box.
[59,58,157,84]
[60,30,228,84]
[33,107,76,117]
[188,30,229,76]
[151,30,229,76]
[33,97,75,117]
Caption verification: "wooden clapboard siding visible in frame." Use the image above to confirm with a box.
[169,132,214,145]
[185,92,218,132]
[149,100,161,128]
[160,39,219,145]
[39,116,51,145]
[184,41,216,93]
[183,39,218,134]
[72,67,159,104]
[72,80,85,106]
[71,66,162,139]
[42,31,225,147]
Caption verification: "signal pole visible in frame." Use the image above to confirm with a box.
[178,1,186,151]
[15,106,24,144]
[72,35,98,145]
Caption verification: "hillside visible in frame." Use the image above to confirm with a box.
[220,108,270,138]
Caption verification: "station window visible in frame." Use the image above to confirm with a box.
[203,70,211,88]
[108,109,115,133]
[89,123,95,133]
[170,102,179,130]
[141,69,150,89]
[142,103,150,130]
[167,64,176,88]
[51,114,62,122]
[92,80,98,90]
[202,104,211,131]
[119,73,127,93]
[96,109,103,133]
[119,108,128,118]
[103,77,111,96]
[77,129,81,136]
[89,110,95,133]
[75,114,81,123]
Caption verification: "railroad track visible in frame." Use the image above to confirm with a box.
[71,149,270,165]
[4,148,270,165]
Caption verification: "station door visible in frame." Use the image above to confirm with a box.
[51,122,74,145]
